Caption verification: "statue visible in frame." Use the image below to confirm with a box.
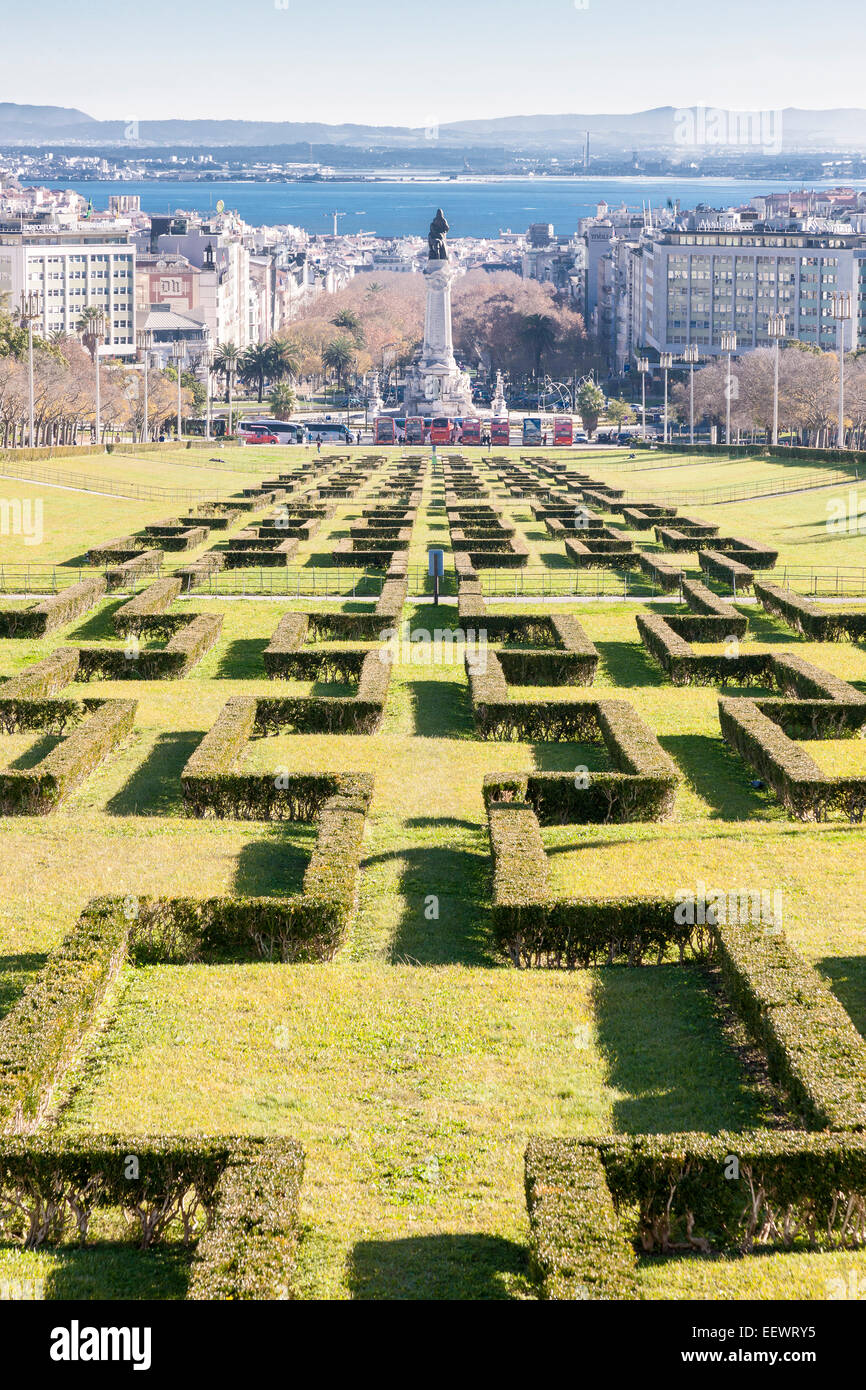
[428,208,449,260]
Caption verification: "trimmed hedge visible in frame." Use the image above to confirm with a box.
[524,1138,638,1299]
[0,576,107,638]
[528,1132,866,1269]
[755,582,866,642]
[0,899,131,1131]
[76,613,223,680]
[714,919,866,1131]
[187,1138,305,1298]
[0,647,80,731]
[719,694,866,821]
[698,548,755,590]
[0,699,135,815]
[0,1135,231,1246]
[637,612,763,686]
[112,577,184,637]
[181,695,374,819]
[487,803,690,968]
[636,551,684,593]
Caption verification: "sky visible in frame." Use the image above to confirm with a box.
[5,0,865,127]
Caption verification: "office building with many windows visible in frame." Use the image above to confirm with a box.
[0,222,136,354]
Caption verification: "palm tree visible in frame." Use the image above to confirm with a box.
[268,382,297,418]
[267,339,302,387]
[332,309,363,345]
[239,343,272,403]
[321,335,355,400]
[576,379,606,439]
[519,313,558,383]
[213,342,240,434]
[76,306,106,363]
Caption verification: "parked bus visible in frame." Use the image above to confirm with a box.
[430,417,456,445]
[522,416,543,446]
[375,417,397,444]
[490,418,510,446]
[405,416,426,445]
[553,416,574,446]
[184,416,227,438]
[305,420,354,443]
[238,418,304,444]
[459,419,481,445]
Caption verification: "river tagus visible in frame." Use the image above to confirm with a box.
[45,175,866,237]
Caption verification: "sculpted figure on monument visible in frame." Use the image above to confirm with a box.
[428,208,449,260]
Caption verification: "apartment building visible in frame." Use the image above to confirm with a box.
[0,221,136,354]
[641,221,865,357]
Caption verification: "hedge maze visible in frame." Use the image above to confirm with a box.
[2,442,866,1302]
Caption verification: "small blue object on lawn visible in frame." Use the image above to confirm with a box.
[428,547,444,605]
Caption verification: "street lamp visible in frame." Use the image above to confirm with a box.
[637,356,649,439]
[719,330,737,448]
[18,291,42,448]
[136,329,152,443]
[830,290,851,449]
[767,313,786,448]
[682,344,699,447]
[659,352,673,445]
[171,334,185,442]
[91,309,107,447]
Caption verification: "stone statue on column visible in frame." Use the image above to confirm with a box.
[428,209,449,260]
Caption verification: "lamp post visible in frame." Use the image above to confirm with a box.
[202,343,213,441]
[682,344,699,447]
[18,291,42,447]
[719,330,737,448]
[136,329,151,443]
[92,309,107,447]
[659,352,672,445]
[637,356,649,439]
[171,334,184,442]
[767,313,786,448]
[830,290,851,449]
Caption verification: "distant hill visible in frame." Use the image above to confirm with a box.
[2,102,866,151]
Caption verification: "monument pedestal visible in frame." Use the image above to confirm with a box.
[404,258,474,417]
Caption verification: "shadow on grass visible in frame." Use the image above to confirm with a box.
[213,637,269,678]
[8,733,62,769]
[364,839,495,967]
[106,731,201,816]
[43,1246,192,1300]
[409,679,475,738]
[594,965,763,1135]
[595,639,662,688]
[348,1233,527,1301]
[233,828,316,898]
[816,956,866,1039]
[659,733,779,821]
[531,742,611,772]
[67,598,128,641]
[0,951,46,1020]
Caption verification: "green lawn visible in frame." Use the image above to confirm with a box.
[2,447,866,1300]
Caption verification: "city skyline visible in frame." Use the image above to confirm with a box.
[4,0,865,128]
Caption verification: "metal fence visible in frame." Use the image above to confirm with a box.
[621,468,856,507]
[0,562,161,595]
[0,461,223,504]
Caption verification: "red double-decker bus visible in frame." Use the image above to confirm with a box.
[375,417,397,444]
[490,419,510,445]
[430,417,455,444]
[460,419,481,445]
[553,416,574,446]
[405,416,425,445]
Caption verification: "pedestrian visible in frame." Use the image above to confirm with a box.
[316,434,322,454]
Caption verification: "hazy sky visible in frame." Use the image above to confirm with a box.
[6,0,864,126]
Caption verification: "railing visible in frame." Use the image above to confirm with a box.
[196,568,385,599]
[618,467,857,506]
[0,460,223,504]
[0,562,162,595]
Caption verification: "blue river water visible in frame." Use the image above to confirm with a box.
[45,176,863,237]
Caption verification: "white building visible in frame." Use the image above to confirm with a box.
[0,221,136,354]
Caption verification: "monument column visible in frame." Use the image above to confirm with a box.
[420,260,458,375]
